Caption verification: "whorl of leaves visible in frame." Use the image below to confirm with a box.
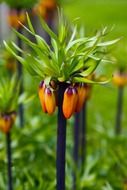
[4,12,120,85]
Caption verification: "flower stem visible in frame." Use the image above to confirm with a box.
[6,132,13,190]
[17,8,24,127]
[73,102,87,189]
[115,86,124,135]
[57,83,68,190]
[73,112,80,190]
[80,102,87,168]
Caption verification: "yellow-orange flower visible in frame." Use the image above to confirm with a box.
[7,11,26,29]
[75,83,87,112]
[0,113,16,133]
[44,87,56,114]
[113,72,127,87]
[33,0,57,19]
[41,0,56,10]
[62,86,78,119]
[38,81,47,113]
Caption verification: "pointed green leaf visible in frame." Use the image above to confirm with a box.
[80,59,101,77]
[73,76,110,84]
[35,34,50,54]
[26,12,35,34]
[39,16,58,41]
[4,41,23,63]
[97,38,120,47]
[13,29,37,48]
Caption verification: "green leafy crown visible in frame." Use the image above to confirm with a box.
[4,12,120,85]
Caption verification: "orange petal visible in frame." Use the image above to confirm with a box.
[62,86,78,119]
[38,81,47,113]
[113,73,127,87]
[8,11,26,29]
[44,87,56,114]
[75,84,87,112]
[0,116,12,133]
[41,0,56,9]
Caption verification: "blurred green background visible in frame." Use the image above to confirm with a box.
[63,0,127,36]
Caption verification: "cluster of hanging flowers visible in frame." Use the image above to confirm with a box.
[39,79,93,119]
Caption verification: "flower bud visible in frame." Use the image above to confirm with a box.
[0,115,14,134]
[8,10,26,29]
[42,0,56,10]
[44,87,56,114]
[75,83,87,112]
[113,72,127,87]
[62,86,78,119]
[38,81,47,113]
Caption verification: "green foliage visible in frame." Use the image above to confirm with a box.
[4,13,119,85]
[2,0,39,9]
[0,75,20,113]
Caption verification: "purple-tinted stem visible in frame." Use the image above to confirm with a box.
[6,132,13,190]
[115,86,124,134]
[80,102,87,168]
[17,8,24,127]
[73,112,80,190]
[57,83,68,190]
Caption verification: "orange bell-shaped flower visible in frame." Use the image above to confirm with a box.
[41,0,56,10]
[0,115,13,133]
[38,81,47,113]
[113,72,127,87]
[62,86,78,119]
[75,83,87,112]
[8,10,26,29]
[44,87,56,114]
